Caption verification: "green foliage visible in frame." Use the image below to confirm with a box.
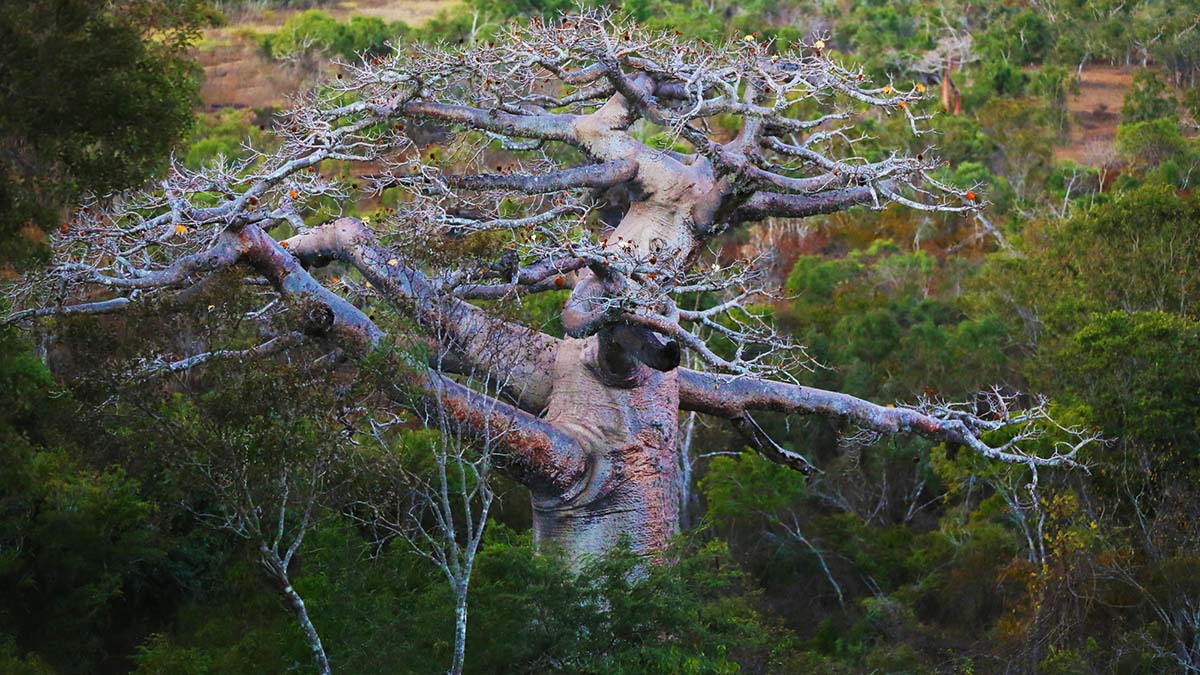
[0,637,54,675]
[1116,118,1198,178]
[1057,311,1200,448]
[6,1,1200,672]
[982,185,1200,331]
[265,9,340,57]
[837,0,934,75]
[977,9,1052,66]
[342,15,400,55]
[969,60,1028,102]
[184,108,271,169]
[701,455,808,524]
[0,328,169,673]
[1122,69,1178,124]
[1184,86,1200,121]
[1038,645,1092,675]
[466,0,581,20]
[964,181,1200,667]
[783,240,1008,400]
[0,0,207,264]
[130,525,789,674]
[503,289,572,337]
[0,446,160,670]
[264,10,406,61]
[0,288,368,673]
[929,115,999,166]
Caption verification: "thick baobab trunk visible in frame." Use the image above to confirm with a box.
[530,336,683,560]
[941,63,962,115]
[526,90,722,560]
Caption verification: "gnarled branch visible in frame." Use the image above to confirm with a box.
[679,369,1096,469]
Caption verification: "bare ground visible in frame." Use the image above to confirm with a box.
[1055,65,1134,166]
[196,39,309,111]
[331,0,456,25]
[196,0,458,110]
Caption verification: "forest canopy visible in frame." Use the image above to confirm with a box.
[1,0,1199,673]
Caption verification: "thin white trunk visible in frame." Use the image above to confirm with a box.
[678,411,697,531]
[281,580,332,675]
[449,586,469,675]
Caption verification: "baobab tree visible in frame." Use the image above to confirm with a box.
[913,31,976,115]
[4,12,1095,563]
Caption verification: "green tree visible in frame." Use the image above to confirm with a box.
[1057,311,1200,449]
[980,184,1200,333]
[1116,118,1198,180]
[0,0,210,264]
[0,327,168,673]
[1122,69,1177,124]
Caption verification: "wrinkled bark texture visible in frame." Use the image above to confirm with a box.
[533,336,682,559]
[528,90,723,558]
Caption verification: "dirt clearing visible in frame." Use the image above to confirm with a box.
[1055,65,1134,166]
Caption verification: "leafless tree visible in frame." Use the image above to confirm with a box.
[356,363,512,675]
[250,472,334,675]
[4,12,1097,563]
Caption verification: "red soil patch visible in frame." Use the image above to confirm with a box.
[195,37,309,111]
[1055,65,1135,166]
[194,0,457,112]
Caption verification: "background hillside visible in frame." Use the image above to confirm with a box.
[2,1,1200,673]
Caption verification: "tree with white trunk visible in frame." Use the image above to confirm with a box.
[356,365,511,675]
[4,12,1097,568]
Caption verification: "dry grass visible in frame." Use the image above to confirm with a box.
[1055,65,1135,166]
[195,0,458,111]
[340,0,457,25]
[219,0,458,31]
[195,36,310,110]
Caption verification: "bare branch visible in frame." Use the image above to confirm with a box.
[414,371,587,497]
[730,413,818,475]
[730,186,880,223]
[126,332,305,382]
[383,159,636,196]
[680,370,1099,469]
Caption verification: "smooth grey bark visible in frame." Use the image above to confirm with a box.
[265,547,333,675]
[530,337,684,559]
[451,584,469,675]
